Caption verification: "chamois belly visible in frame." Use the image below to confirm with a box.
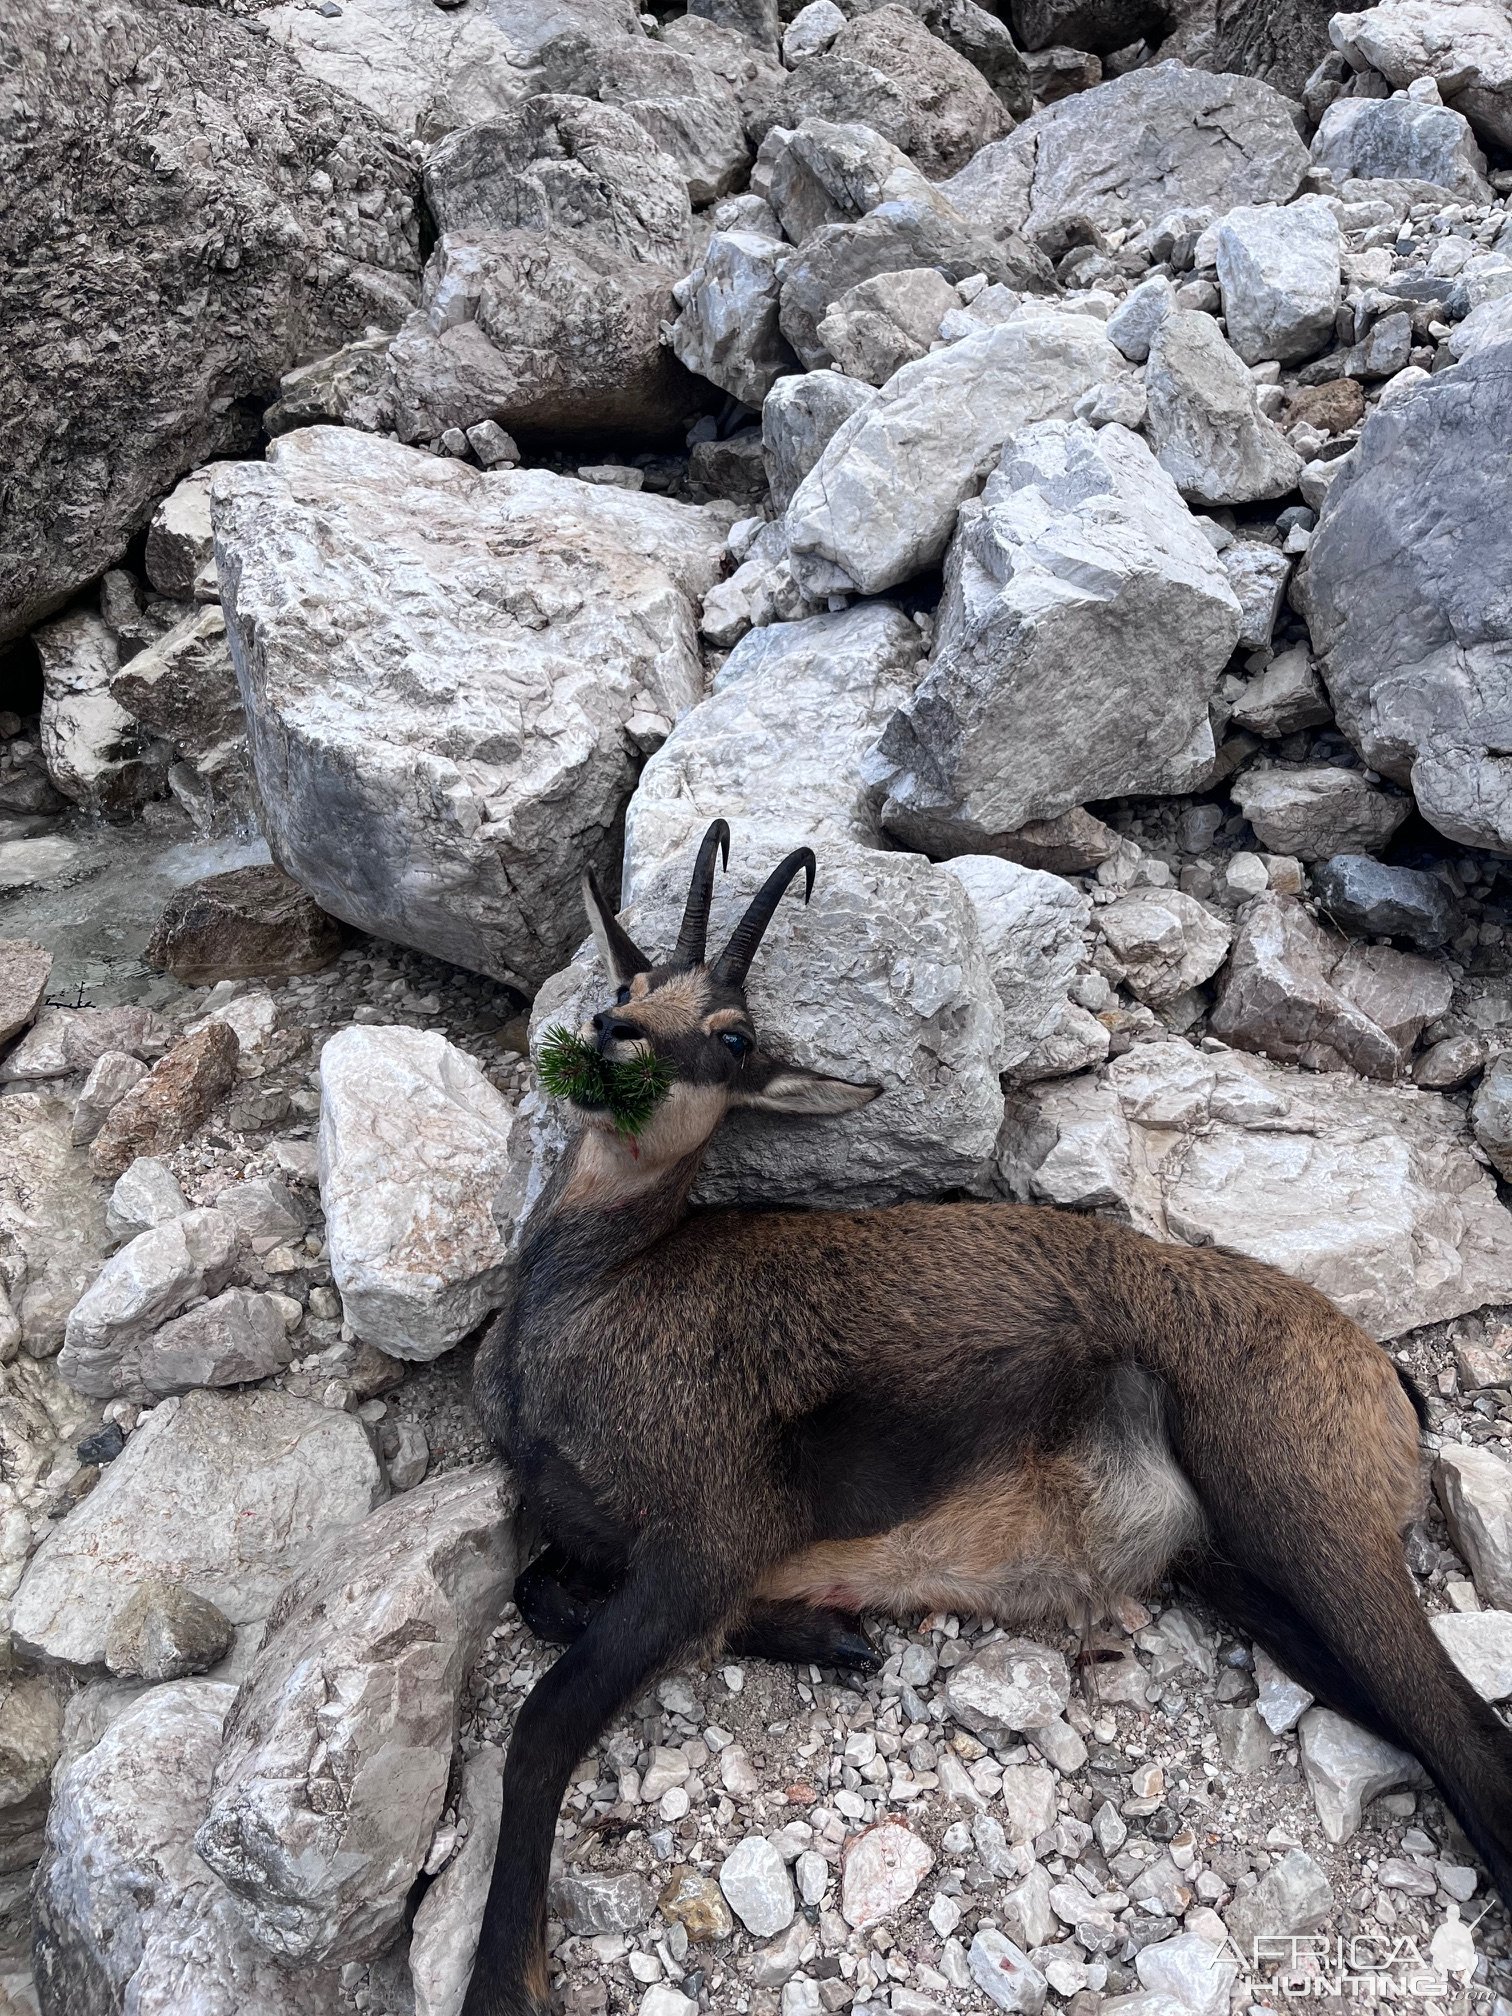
[759,1426,1204,1628]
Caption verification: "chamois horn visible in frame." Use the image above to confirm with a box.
[672,819,730,970]
[713,847,816,987]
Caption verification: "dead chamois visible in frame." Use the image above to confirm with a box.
[464,821,1512,2016]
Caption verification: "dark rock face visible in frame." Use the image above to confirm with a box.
[1312,855,1456,951]
[0,0,422,645]
[146,864,348,985]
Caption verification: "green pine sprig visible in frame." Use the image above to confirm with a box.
[536,1024,675,1139]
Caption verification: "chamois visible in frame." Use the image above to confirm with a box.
[465,821,1512,2016]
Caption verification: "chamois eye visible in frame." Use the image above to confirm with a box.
[721,1031,749,1059]
[614,984,631,1006]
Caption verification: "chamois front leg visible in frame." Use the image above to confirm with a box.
[462,1542,738,2016]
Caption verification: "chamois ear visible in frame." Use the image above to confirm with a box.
[733,1058,882,1117]
[580,866,650,989]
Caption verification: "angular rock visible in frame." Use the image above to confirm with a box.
[387,229,700,442]
[941,61,1309,245]
[817,266,961,386]
[93,1288,292,1403]
[1436,1443,1512,1607]
[1106,275,1176,365]
[1332,0,1512,150]
[0,0,420,646]
[1228,644,1333,738]
[552,1871,658,1936]
[626,604,920,884]
[1431,1608,1512,1702]
[0,940,52,1047]
[758,116,936,244]
[1221,543,1292,655]
[1301,341,1512,855]
[32,1679,342,2016]
[785,0,847,63]
[12,1388,380,1666]
[943,857,1098,1081]
[1,1003,170,1086]
[70,1051,149,1148]
[780,6,1012,179]
[762,369,879,511]
[1312,855,1455,949]
[104,1162,189,1248]
[216,428,729,987]
[1216,199,1342,367]
[719,1836,796,1938]
[1098,891,1231,1008]
[670,230,797,408]
[35,613,169,818]
[1297,1706,1421,1843]
[423,95,693,266]
[969,1928,1048,2014]
[1311,95,1491,198]
[530,835,1007,1208]
[1136,1934,1238,2016]
[1473,1055,1512,1180]
[88,1021,240,1183]
[1231,764,1410,863]
[0,1093,112,1355]
[1224,1847,1334,1954]
[1000,1763,1058,1843]
[945,1638,1070,1739]
[319,1026,519,1358]
[867,418,1240,848]
[103,1578,236,1682]
[1000,1037,1512,1339]
[840,1820,934,1930]
[197,1466,515,1965]
[1144,311,1304,508]
[1211,893,1446,1080]
[409,1746,505,2016]
[147,864,346,985]
[1254,1647,1314,1734]
[108,607,249,808]
[145,466,230,602]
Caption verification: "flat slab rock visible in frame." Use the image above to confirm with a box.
[10,1387,383,1666]
[214,426,731,989]
[0,938,52,1045]
[147,861,347,984]
[33,1678,343,2016]
[1000,1037,1512,1340]
[197,1464,517,1966]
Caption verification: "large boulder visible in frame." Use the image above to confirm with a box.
[1144,310,1305,507]
[779,6,1013,179]
[196,1467,516,1966]
[625,603,923,883]
[1331,1,1512,151]
[939,61,1309,247]
[422,94,693,265]
[1230,763,1410,861]
[10,1389,382,1667]
[35,614,170,819]
[670,229,799,409]
[1215,200,1342,367]
[0,1093,112,1357]
[0,0,421,645]
[32,1680,342,2016]
[1000,1039,1512,1340]
[530,833,1008,1208]
[213,427,731,988]
[319,1027,523,1359]
[867,420,1241,852]
[1310,94,1491,198]
[783,308,1127,596]
[1301,342,1512,854]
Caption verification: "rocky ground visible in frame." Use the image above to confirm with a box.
[7,0,1512,2011]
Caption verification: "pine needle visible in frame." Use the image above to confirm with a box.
[536,1025,675,1139]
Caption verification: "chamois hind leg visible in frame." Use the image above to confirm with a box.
[462,1542,737,2016]
[728,1597,880,1673]
[513,1545,613,1648]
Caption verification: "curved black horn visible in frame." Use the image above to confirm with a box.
[672,819,730,969]
[712,847,816,988]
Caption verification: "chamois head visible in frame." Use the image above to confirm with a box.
[549,821,879,1174]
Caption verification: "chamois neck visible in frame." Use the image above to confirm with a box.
[529,1126,705,1275]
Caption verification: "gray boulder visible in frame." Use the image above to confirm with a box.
[940,61,1309,246]
[1221,543,1293,655]
[1097,890,1232,1008]
[670,230,798,409]
[1144,311,1305,508]
[0,939,51,1049]
[867,419,1241,851]
[763,370,880,511]
[409,1746,505,2016]
[1311,855,1455,949]
[197,1466,517,1965]
[1,0,420,646]
[1230,764,1411,862]
[941,856,1100,1082]
[33,1680,342,2016]
[784,309,1127,596]
[1298,1707,1422,1843]
[214,427,730,989]
[35,613,170,819]
[319,1027,522,1358]
[103,1579,236,1682]
[1332,1,1512,152]
[1301,341,1512,854]
[0,1093,112,1357]
[109,608,251,834]
[1472,1055,1512,1182]
[1215,200,1342,367]
[57,1207,243,1398]
[757,117,940,244]
[817,266,963,385]
[1000,1038,1512,1339]
[10,1388,382,1666]
[144,466,227,603]
[1436,1443,1512,1608]
[1310,95,1491,199]
[422,95,693,266]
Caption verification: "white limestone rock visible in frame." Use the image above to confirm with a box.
[1436,1443,1512,1608]
[10,1388,382,1666]
[1215,199,1342,367]
[319,1026,522,1359]
[1096,891,1232,1008]
[0,1092,112,1356]
[1298,1707,1422,1843]
[145,465,232,602]
[57,1207,242,1398]
[35,612,169,818]
[409,1746,505,2016]
[783,308,1128,597]
[1431,1608,1512,1701]
[1144,311,1305,508]
[867,419,1241,850]
[1332,0,1512,150]
[720,1836,796,1937]
[1311,92,1491,197]
[197,1466,516,1965]
[999,1038,1512,1341]
[762,368,879,512]
[671,230,796,410]
[214,427,730,988]
[942,856,1098,1081]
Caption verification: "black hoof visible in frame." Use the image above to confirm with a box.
[832,1627,881,1674]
